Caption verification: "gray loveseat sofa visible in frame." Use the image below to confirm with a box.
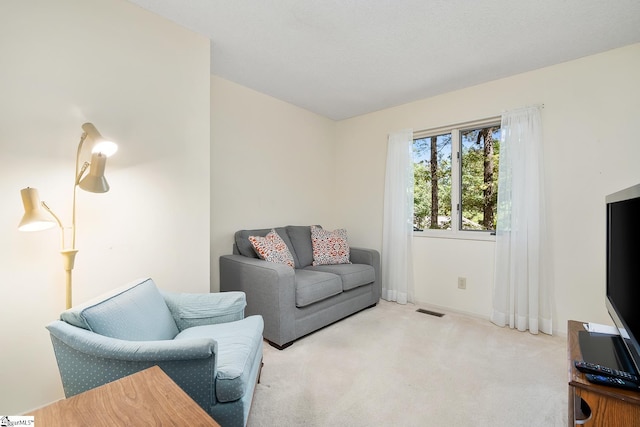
[219,225,381,349]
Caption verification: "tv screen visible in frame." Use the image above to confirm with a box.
[606,183,640,374]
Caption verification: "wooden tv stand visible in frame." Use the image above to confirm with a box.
[568,320,640,426]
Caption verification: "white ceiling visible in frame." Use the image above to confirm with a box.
[127,0,640,120]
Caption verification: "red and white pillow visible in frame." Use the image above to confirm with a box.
[249,229,295,268]
[311,225,351,266]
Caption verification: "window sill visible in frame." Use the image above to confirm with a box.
[413,230,496,242]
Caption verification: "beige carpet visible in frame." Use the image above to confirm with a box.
[247,300,567,427]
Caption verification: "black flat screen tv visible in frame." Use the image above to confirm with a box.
[605,183,640,374]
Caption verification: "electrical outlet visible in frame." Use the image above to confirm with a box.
[458,277,467,290]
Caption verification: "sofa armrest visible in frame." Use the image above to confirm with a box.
[219,254,296,346]
[350,247,378,266]
[162,290,247,330]
[350,247,382,301]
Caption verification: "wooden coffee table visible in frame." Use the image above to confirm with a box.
[28,365,220,426]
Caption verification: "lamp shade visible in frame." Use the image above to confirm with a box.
[82,122,118,157]
[18,187,56,231]
[79,152,110,193]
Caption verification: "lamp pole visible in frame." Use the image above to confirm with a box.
[61,250,78,309]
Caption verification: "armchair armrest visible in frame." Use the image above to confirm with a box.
[162,290,247,330]
[47,320,218,401]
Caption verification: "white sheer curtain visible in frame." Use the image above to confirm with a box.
[381,129,415,304]
[491,106,552,335]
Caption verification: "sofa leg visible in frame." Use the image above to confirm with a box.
[267,340,293,350]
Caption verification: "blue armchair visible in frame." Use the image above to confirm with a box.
[46,277,263,427]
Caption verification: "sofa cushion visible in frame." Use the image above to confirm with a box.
[61,278,179,341]
[310,225,352,266]
[174,315,264,403]
[305,263,376,291]
[249,229,295,268]
[235,227,299,266]
[286,225,315,268]
[294,270,342,307]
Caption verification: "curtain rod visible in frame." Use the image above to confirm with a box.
[500,103,545,115]
[414,115,501,138]
[414,104,544,138]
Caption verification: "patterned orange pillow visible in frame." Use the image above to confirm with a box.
[248,229,295,268]
[311,225,351,266]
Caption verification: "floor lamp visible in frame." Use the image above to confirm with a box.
[18,123,118,309]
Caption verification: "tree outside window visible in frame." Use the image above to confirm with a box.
[413,122,501,234]
[413,133,451,230]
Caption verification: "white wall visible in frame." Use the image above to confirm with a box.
[210,76,337,291]
[335,44,640,334]
[0,0,210,414]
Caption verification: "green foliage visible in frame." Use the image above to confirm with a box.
[412,134,451,230]
[413,161,452,229]
[461,128,500,230]
[413,126,500,231]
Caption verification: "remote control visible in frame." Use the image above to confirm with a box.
[574,360,640,383]
[585,374,640,391]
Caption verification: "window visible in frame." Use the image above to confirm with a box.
[412,119,501,237]
[413,133,452,230]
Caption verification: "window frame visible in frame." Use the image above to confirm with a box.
[413,116,501,242]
